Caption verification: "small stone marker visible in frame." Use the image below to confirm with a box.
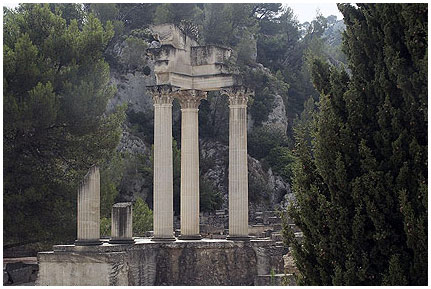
[109,202,134,244]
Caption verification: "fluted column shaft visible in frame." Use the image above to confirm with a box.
[177,90,207,239]
[76,166,102,245]
[150,85,176,241]
[224,87,253,240]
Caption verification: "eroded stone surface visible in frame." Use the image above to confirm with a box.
[262,94,288,132]
[37,239,284,286]
[110,203,133,243]
[149,24,238,91]
[76,166,101,245]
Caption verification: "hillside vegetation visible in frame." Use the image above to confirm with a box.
[4,4,427,285]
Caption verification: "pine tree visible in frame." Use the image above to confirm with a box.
[3,4,125,247]
[286,4,427,285]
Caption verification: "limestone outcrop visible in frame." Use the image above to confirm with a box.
[200,140,293,213]
[262,94,288,133]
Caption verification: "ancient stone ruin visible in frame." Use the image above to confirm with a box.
[109,203,133,244]
[75,166,102,246]
[147,24,253,241]
[36,24,295,286]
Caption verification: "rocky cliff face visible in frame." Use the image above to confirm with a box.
[105,35,293,212]
[262,94,288,133]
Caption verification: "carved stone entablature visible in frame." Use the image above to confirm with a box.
[148,24,238,91]
[148,85,179,105]
[221,86,254,107]
[176,89,207,109]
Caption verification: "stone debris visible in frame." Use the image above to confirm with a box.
[3,260,38,286]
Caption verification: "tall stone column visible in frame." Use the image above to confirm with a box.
[75,166,102,246]
[176,89,207,239]
[149,85,177,241]
[223,86,254,241]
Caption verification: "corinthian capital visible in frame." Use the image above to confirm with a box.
[221,86,254,106]
[176,89,207,109]
[148,85,179,105]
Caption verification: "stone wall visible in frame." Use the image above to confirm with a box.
[37,239,284,286]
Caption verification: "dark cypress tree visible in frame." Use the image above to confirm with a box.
[285,4,427,285]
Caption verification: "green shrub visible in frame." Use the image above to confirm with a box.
[248,125,288,159]
[133,197,153,236]
[100,217,111,237]
[267,146,295,181]
[121,33,148,70]
[200,177,223,212]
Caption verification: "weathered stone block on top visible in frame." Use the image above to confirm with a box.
[150,23,198,50]
[191,45,232,66]
[148,24,239,91]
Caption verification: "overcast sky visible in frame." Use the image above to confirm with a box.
[3,1,344,24]
[285,3,343,23]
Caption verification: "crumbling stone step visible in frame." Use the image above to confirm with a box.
[268,216,281,224]
[272,223,282,231]
[270,233,283,242]
[254,273,296,286]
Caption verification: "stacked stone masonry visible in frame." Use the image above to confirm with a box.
[37,239,288,286]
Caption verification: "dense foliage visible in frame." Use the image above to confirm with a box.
[285,4,427,285]
[3,4,125,247]
[132,197,153,236]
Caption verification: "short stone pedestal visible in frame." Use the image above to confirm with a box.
[109,203,134,244]
[75,166,102,246]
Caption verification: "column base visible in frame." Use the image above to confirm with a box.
[226,235,251,242]
[178,234,202,240]
[151,236,176,242]
[74,239,103,246]
[108,239,135,244]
